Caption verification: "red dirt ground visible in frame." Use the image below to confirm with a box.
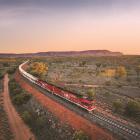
[15,71,116,140]
[3,74,36,140]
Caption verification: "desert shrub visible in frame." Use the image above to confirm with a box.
[116,66,127,78]
[113,100,122,113]
[12,93,31,105]
[9,79,18,89]
[87,89,96,100]
[73,130,89,140]
[9,79,23,95]
[7,67,16,74]
[0,72,4,79]
[22,111,32,124]
[11,87,23,95]
[79,61,86,67]
[3,62,9,67]
[36,116,47,128]
[125,101,140,122]
[12,94,23,105]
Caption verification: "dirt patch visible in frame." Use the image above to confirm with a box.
[3,74,36,140]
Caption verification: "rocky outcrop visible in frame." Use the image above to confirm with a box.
[0,50,123,58]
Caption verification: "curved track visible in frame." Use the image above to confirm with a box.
[91,112,140,140]
[19,62,140,140]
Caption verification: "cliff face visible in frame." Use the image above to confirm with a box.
[0,50,123,58]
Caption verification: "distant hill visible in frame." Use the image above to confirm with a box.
[0,50,123,58]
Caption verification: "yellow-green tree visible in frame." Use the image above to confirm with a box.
[30,62,48,79]
[87,89,96,100]
[116,66,127,78]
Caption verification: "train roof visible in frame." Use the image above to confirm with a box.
[19,61,38,81]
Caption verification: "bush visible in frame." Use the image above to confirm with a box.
[125,101,140,122]
[3,62,9,67]
[87,89,96,100]
[116,66,127,78]
[36,116,46,128]
[12,94,23,105]
[12,88,23,95]
[22,111,32,124]
[22,93,32,103]
[9,79,17,89]
[7,68,16,74]
[9,80,23,96]
[113,100,122,113]
[12,93,31,105]
[0,72,4,79]
[73,131,89,140]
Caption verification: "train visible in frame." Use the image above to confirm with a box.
[19,61,96,112]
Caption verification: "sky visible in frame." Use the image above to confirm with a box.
[0,0,140,54]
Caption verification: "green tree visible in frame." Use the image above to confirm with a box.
[87,89,96,100]
[73,131,89,140]
[125,101,140,118]
[113,100,122,113]
[12,93,31,105]
[22,111,32,123]
[0,72,4,79]
[36,116,46,128]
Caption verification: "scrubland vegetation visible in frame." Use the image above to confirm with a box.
[0,56,140,139]
[0,58,90,140]
[9,79,31,105]
[28,56,140,124]
[0,97,13,140]
[9,78,89,140]
[0,59,15,140]
[0,58,22,78]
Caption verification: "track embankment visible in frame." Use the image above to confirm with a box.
[15,71,115,140]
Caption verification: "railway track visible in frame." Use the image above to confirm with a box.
[90,112,140,140]
[21,73,140,140]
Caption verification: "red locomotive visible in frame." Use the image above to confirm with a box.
[36,80,96,112]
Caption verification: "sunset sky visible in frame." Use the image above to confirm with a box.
[0,0,140,54]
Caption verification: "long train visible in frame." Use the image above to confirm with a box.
[19,61,96,112]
